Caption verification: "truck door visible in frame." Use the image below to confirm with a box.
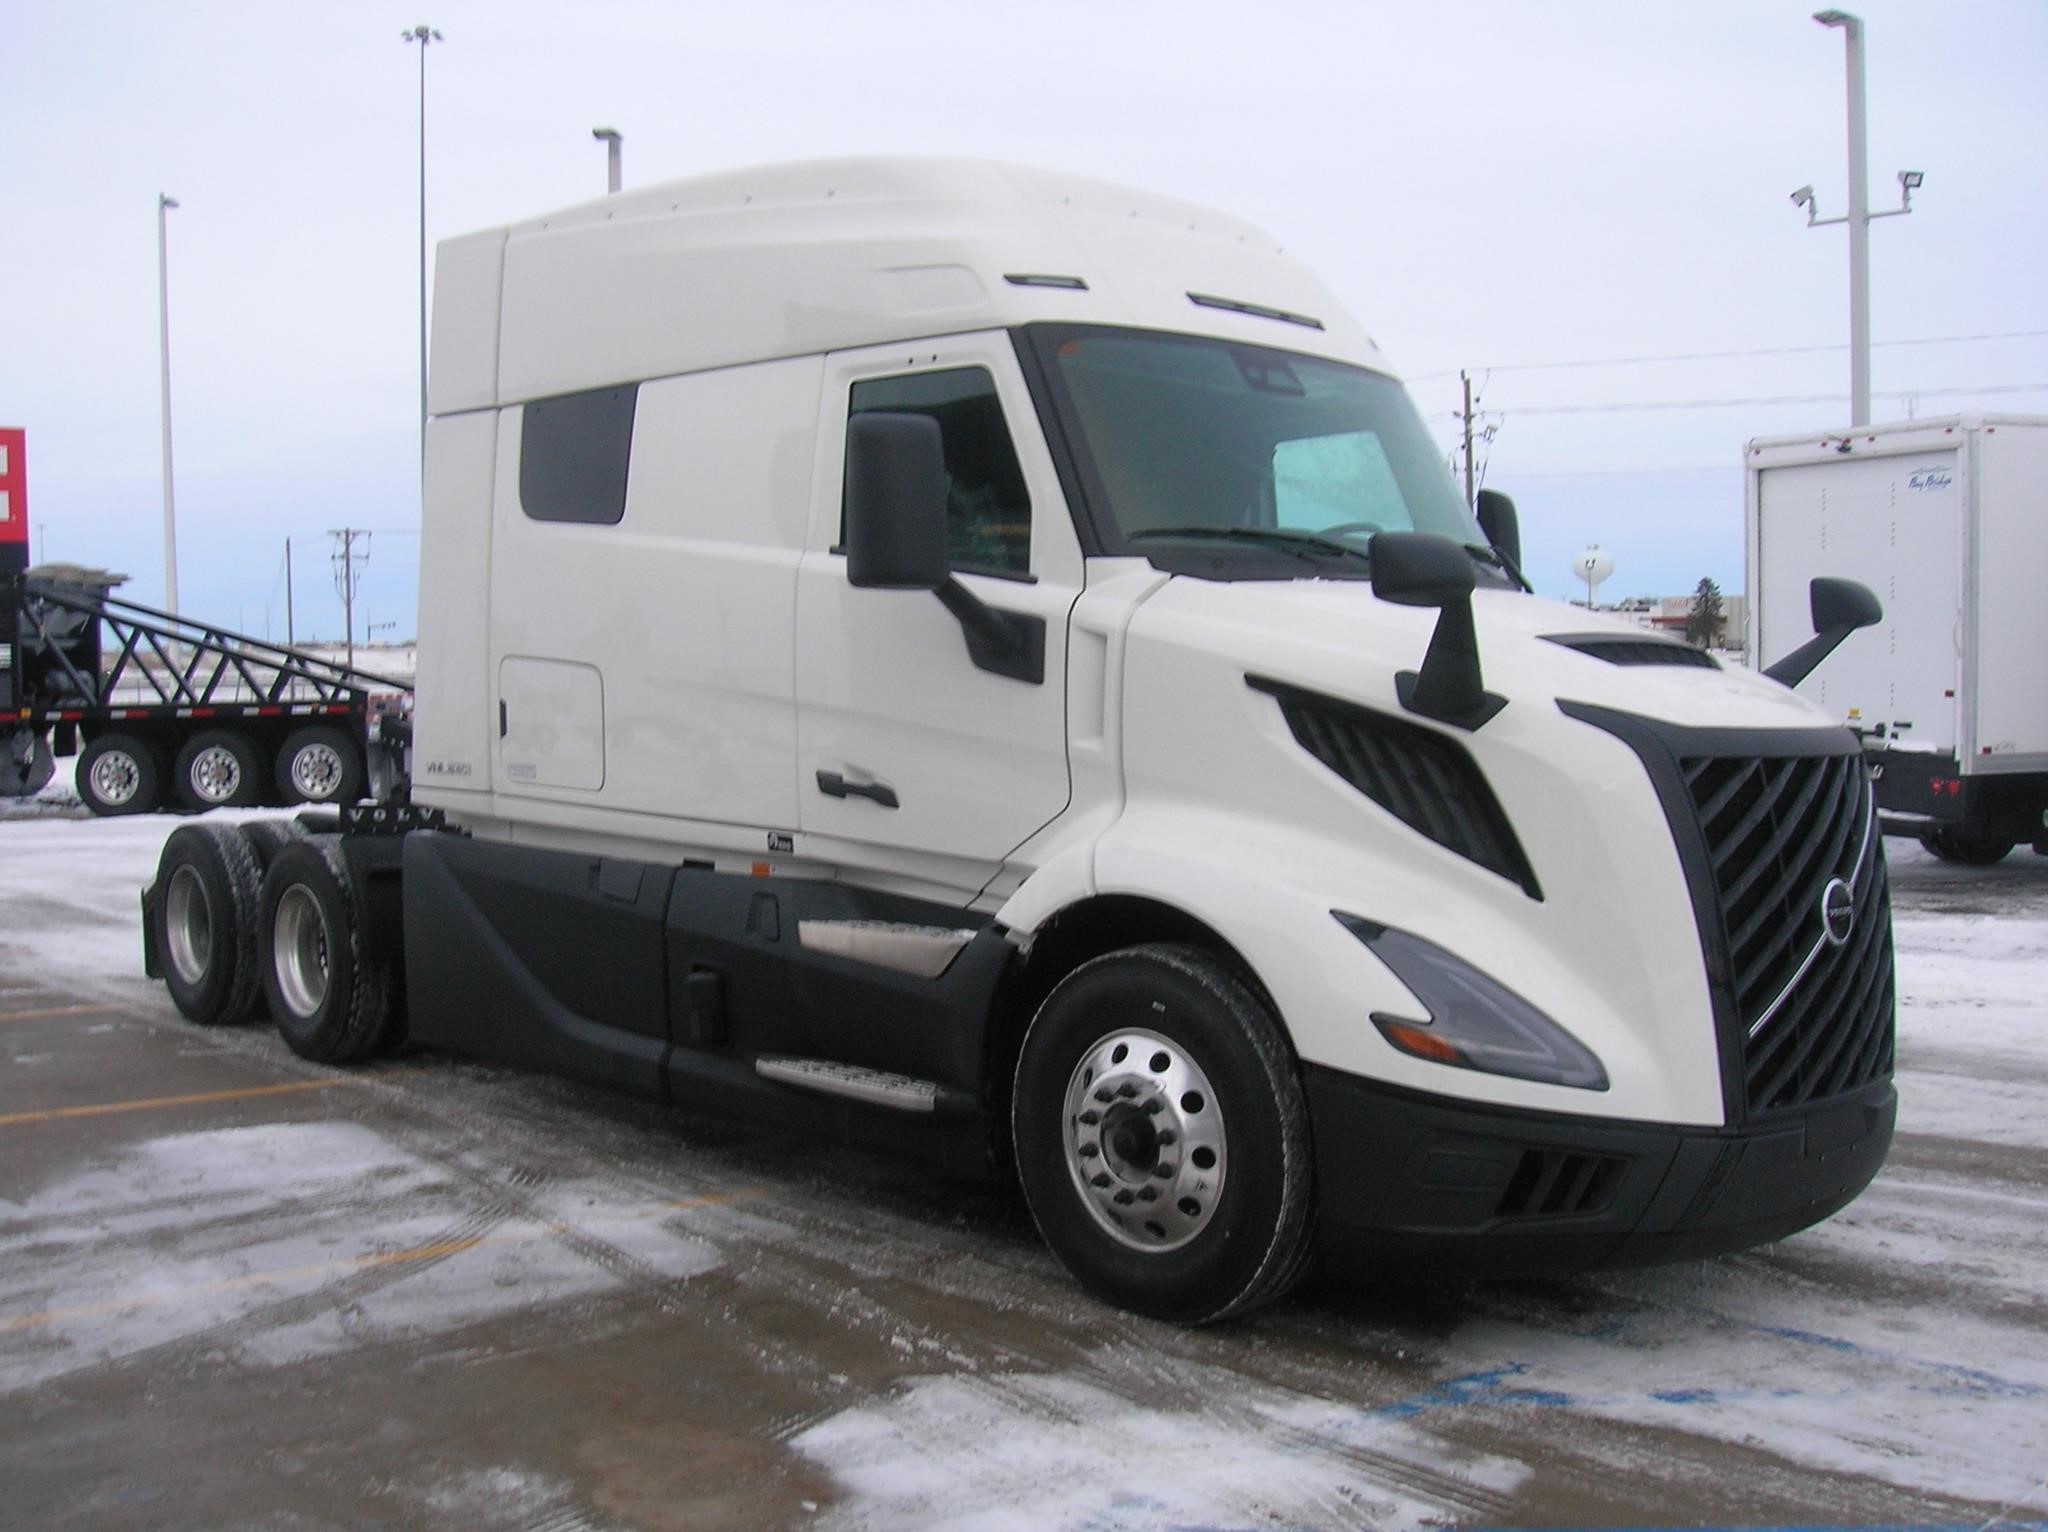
[795,334,1082,899]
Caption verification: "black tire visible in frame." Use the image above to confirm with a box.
[238,817,307,874]
[1011,944,1316,1324]
[1920,827,2014,866]
[175,729,265,810]
[77,733,167,816]
[258,837,393,1063]
[1,728,55,798]
[275,726,364,807]
[152,822,264,1026]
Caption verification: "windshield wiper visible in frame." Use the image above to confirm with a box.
[1127,526,1373,565]
[1463,541,1533,593]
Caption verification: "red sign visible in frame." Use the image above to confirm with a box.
[0,428,24,548]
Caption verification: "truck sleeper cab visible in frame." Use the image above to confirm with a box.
[144,159,1896,1323]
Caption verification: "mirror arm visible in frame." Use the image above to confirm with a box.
[935,577,1046,685]
[1398,594,1507,731]
[1763,628,1853,688]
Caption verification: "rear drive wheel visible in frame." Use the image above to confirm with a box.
[238,816,307,873]
[258,837,392,1062]
[152,822,263,1025]
[1920,827,2014,866]
[275,726,363,807]
[1012,944,1315,1324]
[176,730,265,810]
[77,734,166,816]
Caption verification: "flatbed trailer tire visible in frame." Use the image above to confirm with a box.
[175,729,265,810]
[78,733,167,817]
[276,726,364,808]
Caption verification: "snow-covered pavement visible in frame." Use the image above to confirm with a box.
[2,789,2044,1529]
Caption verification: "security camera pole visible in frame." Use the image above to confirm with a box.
[1796,11,1920,428]
[593,127,622,195]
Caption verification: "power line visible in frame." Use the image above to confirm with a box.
[1405,328,2048,384]
[1490,381,2048,417]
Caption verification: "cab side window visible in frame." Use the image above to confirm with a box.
[848,368,1031,576]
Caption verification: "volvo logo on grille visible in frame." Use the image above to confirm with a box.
[1820,877,1855,947]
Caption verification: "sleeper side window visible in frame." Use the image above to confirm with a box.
[520,384,638,525]
[847,368,1032,576]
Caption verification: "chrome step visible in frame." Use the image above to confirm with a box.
[753,1055,940,1113]
[796,919,978,978]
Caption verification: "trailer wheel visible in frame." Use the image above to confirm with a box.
[1920,827,2014,866]
[152,823,264,1026]
[1011,944,1315,1324]
[77,734,166,816]
[275,726,364,807]
[175,730,265,810]
[258,838,393,1063]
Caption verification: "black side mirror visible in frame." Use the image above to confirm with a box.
[1764,576,1883,688]
[845,412,949,591]
[1475,488,1522,572]
[841,410,1046,685]
[1371,531,1504,730]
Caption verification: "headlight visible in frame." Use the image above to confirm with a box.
[1335,913,1608,1091]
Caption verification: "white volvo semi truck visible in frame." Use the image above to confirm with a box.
[144,159,1896,1322]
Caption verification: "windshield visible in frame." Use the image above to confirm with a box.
[1023,325,1482,565]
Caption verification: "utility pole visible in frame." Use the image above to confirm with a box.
[157,193,181,614]
[285,537,296,648]
[1794,11,1921,428]
[330,528,370,671]
[402,25,444,472]
[593,127,623,194]
[1460,371,1477,508]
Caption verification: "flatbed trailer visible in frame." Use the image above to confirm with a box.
[3,570,409,814]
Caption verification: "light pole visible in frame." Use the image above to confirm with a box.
[402,24,443,468]
[592,127,623,195]
[1794,11,1921,428]
[157,193,181,615]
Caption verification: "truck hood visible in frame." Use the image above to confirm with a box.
[1125,573,1837,733]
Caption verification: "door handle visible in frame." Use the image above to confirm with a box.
[816,770,899,809]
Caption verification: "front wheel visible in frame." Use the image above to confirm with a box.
[1012,944,1315,1324]
[1920,827,2014,866]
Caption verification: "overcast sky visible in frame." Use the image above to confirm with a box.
[3,0,2043,639]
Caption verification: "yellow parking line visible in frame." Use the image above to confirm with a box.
[0,1077,368,1128]
[0,1003,124,1024]
[0,1191,753,1335]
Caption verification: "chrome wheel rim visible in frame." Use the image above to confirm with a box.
[164,865,211,986]
[289,742,344,799]
[1062,1027,1227,1252]
[272,885,330,1019]
[90,749,141,807]
[189,744,242,803]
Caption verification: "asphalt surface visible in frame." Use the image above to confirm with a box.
[2,806,2044,1531]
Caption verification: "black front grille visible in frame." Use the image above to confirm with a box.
[1250,676,1541,899]
[1683,752,1895,1115]
[1543,633,1720,669]
[1559,703,1896,1123]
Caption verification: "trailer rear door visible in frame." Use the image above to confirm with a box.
[1756,447,1963,754]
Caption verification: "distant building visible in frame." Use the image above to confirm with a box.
[1568,593,1748,654]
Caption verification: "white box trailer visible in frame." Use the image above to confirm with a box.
[1746,415,2048,863]
[142,158,1900,1322]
